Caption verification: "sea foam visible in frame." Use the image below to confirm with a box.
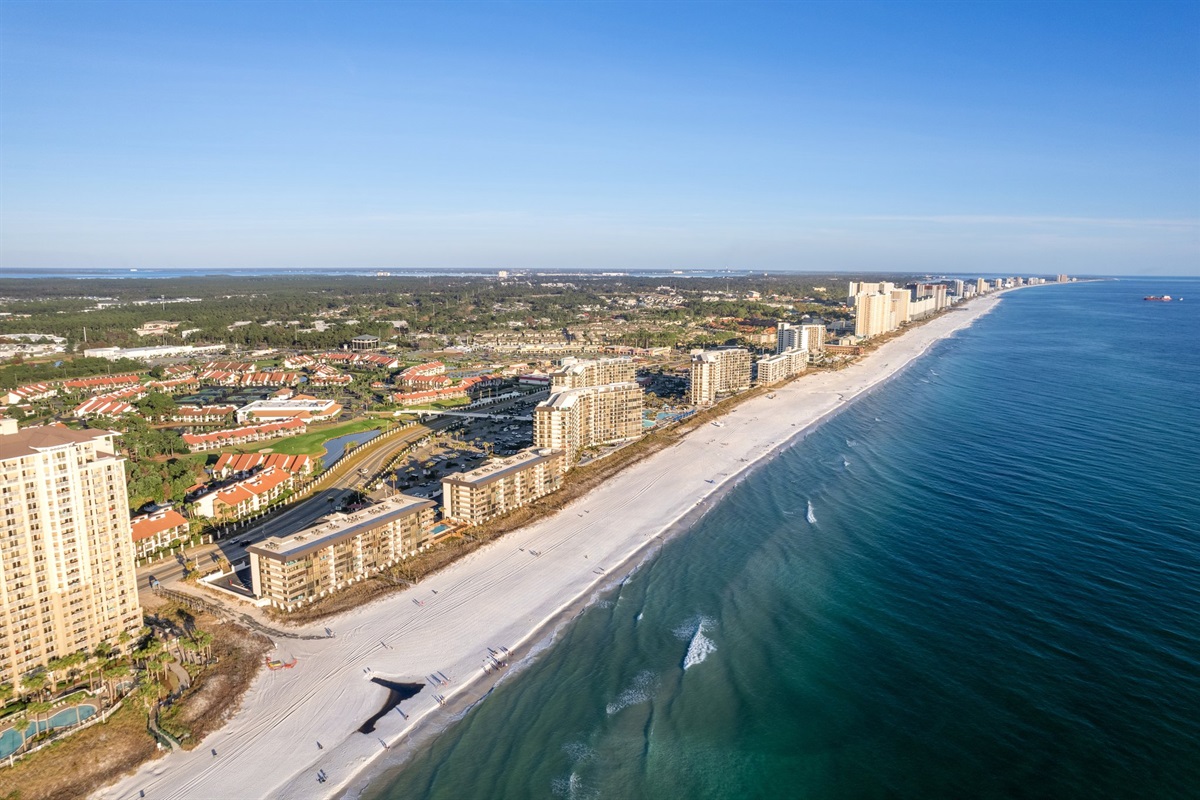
[682,617,717,670]
[606,669,659,715]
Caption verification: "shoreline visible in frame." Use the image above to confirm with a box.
[347,442,743,800]
[93,290,1017,800]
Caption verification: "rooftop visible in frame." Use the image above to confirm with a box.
[0,424,116,461]
[131,509,189,541]
[442,448,562,488]
[247,493,436,561]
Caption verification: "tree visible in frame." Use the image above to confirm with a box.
[19,673,46,702]
[45,655,70,693]
[25,700,52,740]
[102,661,132,705]
[194,630,214,664]
[137,674,163,714]
[8,710,30,754]
[136,391,177,422]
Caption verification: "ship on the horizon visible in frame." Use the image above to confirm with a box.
[1144,295,1178,302]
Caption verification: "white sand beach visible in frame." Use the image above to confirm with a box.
[94,293,1008,800]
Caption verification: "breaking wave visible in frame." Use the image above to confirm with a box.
[606,669,659,715]
[561,741,595,764]
[551,771,598,800]
[682,618,717,670]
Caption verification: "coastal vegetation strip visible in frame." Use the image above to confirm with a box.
[0,603,267,800]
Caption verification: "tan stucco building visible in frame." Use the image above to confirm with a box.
[534,382,643,464]
[247,493,437,612]
[688,348,752,406]
[549,357,636,392]
[854,292,894,338]
[754,349,808,386]
[441,448,566,525]
[0,420,142,686]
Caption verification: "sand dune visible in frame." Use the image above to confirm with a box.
[93,293,1006,800]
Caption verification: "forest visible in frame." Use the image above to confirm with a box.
[0,271,890,353]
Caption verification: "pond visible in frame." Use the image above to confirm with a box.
[321,429,383,465]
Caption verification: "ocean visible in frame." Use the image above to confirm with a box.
[365,278,1200,800]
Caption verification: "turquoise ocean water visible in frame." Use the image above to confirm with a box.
[367,279,1200,800]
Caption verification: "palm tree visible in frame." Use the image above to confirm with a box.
[45,656,70,695]
[62,651,87,691]
[135,638,164,673]
[152,652,172,687]
[137,675,163,716]
[20,673,47,704]
[177,636,199,666]
[24,700,52,743]
[102,661,132,705]
[194,630,214,664]
[7,710,30,757]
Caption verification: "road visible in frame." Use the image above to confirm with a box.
[138,417,453,593]
[137,392,542,596]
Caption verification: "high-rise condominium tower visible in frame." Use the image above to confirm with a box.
[0,420,142,686]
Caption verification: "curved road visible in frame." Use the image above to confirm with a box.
[138,417,453,592]
[137,392,541,595]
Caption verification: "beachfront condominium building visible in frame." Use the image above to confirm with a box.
[848,281,896,305]
[802,324,826,354]
[776,322,827,356]
[688,348,752,406]
[854,293,895,339]
[247,493,437,612]
[754,349,808,386]
[534,382,643,464]
[0,420,142,686]
[909,283,950,312]
[890,289,912,327]
[775,322,804,354]
[549,357,636,392]
[442,448,567,526]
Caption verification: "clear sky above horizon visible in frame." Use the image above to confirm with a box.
[1,1,1197,276]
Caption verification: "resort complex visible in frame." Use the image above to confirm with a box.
[0,269,1053,794]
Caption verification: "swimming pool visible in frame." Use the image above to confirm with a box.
[0,703,97,758]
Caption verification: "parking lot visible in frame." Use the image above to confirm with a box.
[374,396,541,502]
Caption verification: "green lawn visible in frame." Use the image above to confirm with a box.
[252,418,389,456]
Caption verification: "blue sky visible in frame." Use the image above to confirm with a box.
[1,1,1197,275]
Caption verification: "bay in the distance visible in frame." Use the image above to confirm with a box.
[366,278,1200,800]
